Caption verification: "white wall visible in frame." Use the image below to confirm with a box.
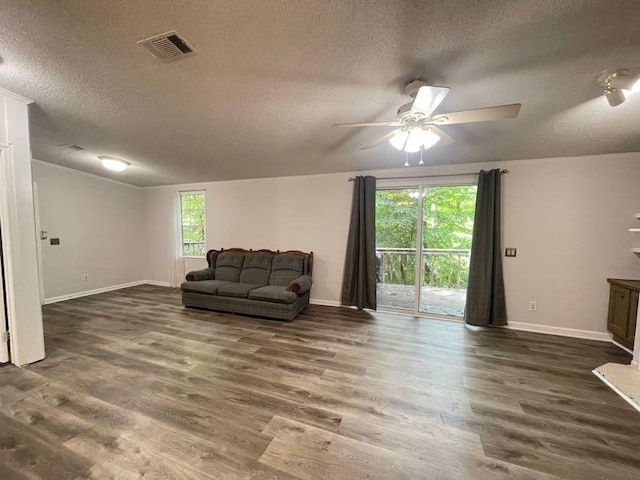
[500,154,640,334]
[144,173,353,303]
[32,160,148,300]
[144,152,640,335]
[37,149,639,338]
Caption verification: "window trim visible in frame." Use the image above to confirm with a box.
[179,190,206,258]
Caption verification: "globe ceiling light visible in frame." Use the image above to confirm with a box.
[419,128,441,150]
[389,130,409,151]
[99,156,131,172]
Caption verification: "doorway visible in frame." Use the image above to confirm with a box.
[0,223,8,363]
[375,183,477,317]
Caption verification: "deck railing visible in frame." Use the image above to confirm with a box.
[377,247,471,289]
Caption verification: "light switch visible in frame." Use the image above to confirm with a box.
[50,238,60,245]
[505,248,517,257]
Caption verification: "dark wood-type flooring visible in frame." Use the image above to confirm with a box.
[0,285,638,479]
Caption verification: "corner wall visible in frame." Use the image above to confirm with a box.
[32,160,148,301]
[500,153,640,336]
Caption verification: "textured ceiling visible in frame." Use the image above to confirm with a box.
[1,0,639,186]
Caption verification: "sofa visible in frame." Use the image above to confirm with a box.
[181,248,313,320]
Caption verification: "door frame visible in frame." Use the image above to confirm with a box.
[0,144,16,362]
[377,175,477,317]
[0,212,8,363]
[32,181,45,304]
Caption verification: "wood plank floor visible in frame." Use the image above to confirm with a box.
[1,285,639,479]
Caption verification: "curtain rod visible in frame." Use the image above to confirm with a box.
[347,169,508,182]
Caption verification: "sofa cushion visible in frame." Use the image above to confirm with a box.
[217,283,262,299]
[269,253,306,286]
[248,285,297,304]
[288,275,313,294]
[181,280,231,295]
[215,251,246,282]
[185,267,215,281]
[206,249,220,268]
[239,252,273,286]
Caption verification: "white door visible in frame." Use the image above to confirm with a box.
[0,230,9,363]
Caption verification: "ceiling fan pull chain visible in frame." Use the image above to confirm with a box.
[404,151,410,167]
[419,144,424,165]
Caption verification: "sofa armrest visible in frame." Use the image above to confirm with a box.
[287,275,313,295]
[185,268,215,281]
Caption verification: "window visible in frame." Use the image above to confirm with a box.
[180,191,206,257]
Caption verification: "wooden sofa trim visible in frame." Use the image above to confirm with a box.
[206,248,314,275]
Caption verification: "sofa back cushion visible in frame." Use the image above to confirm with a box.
[214,251,246,282]
[239,252,273,286]
[269,252,306,286]
[206,249,220,268]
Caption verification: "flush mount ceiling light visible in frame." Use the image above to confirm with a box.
[598,68,640,107]
[99,156,130,172]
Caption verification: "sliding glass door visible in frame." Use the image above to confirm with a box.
[375,188,419,311]
[376,183,477,317]
[418,185,476,316]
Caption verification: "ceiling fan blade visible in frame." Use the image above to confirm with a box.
[332,121,404,127]
[360,130,400,150]
[430,126,455,147]
[432,103,521,125]
[410,86,450,117]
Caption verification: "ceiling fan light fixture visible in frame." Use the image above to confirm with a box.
[99,156,131,172]
[389,130,409,151]
[421,128,441,150]
[604,87,625,107]
[339,80,521,155]
[388,127,441,153]
[598,68,640,106]
[404,127,425,153]
[610,70,640,92]
[405,127,441,152]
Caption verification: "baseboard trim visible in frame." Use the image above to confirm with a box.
[43,280,172,304]
[612,340,634,355]
[310,299,341,307]
[508,321,612,342]
[46,288,339,306]
[144,280,173,287]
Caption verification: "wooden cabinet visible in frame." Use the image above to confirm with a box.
[607,279,640,350]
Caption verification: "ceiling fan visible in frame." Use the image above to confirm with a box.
[333,79,521,157]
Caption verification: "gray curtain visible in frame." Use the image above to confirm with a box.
[464,169,507,326]
[341,176,377,310]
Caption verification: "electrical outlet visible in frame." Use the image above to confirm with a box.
[81,274,89,282]
[529,301,537,312]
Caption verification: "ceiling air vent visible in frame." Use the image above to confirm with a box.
[137,30,196,62]
[58,143,85,151]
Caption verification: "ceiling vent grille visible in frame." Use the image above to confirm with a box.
[58,143,85,151]
[137,30,196,62]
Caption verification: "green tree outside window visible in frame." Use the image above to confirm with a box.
[180,192,205,256]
